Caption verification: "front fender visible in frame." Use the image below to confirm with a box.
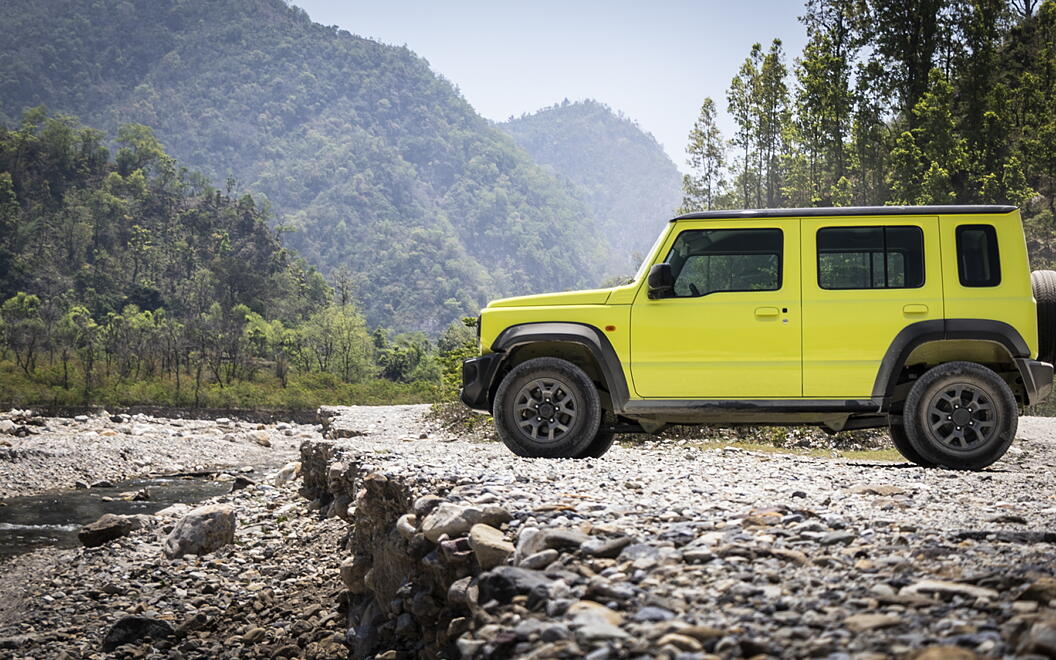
[481,322,630,413]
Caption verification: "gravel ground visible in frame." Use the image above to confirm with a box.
[0,410,310,497]
[307,406,1056,659]
[0,405,1054,659]
[0,476,349,659]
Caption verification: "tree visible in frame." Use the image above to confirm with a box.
[728,45,762,208]
[1,292,43,374]
[680,98,725,211]
[871,0,946,125]
[756,40,791,208]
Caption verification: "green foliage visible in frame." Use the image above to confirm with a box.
[680,98,726,213]
[0,0,610,333]
[0,113,452,410]
[702,0,1056,215]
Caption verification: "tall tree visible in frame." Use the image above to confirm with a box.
[728,44,762,208]
[755,40,791,207]
[871,0,945,125]
[680,98,726,212]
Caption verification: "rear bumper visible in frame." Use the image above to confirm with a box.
[459,353,503,412]
[1015,358,1054,407]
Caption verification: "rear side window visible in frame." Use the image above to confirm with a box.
[665,228,782,297]
[956,225,1000,287]
[817,226,924,289]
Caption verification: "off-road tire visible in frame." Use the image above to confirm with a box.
[493,357,602,458]
[903,361,1017,470]
[1032,270,1056,364]
[887,418,935,467]
[576,413,617,458]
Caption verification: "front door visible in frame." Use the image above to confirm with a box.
[801,216,944,397]
[630,220,802,398]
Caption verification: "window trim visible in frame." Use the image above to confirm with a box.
[665,227,784,298]
[955,224,1001,288]
[816,225,926,290]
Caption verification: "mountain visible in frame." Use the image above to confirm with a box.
[0,111,327,328]
[501,100,683,275]
[0,0,606,333]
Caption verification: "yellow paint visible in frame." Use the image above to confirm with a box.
[629,219,802,397]
[801,215,944,396]
[939,212,1037,358]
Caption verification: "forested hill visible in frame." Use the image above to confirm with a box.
[0,0,606,333]
[502,101,683,274]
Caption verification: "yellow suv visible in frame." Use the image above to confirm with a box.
[461,206,1055,470]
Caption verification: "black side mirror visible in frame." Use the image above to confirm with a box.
[647,263,674,299]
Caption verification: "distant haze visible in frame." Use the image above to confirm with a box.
[294,0,807,172]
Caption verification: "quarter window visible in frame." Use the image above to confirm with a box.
[664,228,782,297]
[956,225,1000,287]
[817,226,924,289]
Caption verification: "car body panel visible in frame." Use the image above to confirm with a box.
[628,218,803,398]
[801,215,944,397]
[938,213,1038,358]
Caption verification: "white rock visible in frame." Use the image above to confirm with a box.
[162,504,236,558]
[272,461,302,485]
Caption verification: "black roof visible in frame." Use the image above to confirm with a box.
[671,205,1017,222]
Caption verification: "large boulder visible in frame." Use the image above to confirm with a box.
[162,503,236,558]
[101,616,174,652]
[78,514,147,547]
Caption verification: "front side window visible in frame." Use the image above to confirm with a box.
[956,224,1000,287]
[817,226,924,289]
[665,228,782,297]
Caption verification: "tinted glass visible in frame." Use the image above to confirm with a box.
[665,228,782,297]
[956,225,1000,287]
[817,226,924,289]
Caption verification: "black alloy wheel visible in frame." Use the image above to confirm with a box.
[902,361,1017,470]
[493,357,602,458]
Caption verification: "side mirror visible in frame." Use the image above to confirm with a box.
[647,263,674,299]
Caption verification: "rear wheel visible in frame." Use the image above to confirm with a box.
[903,361,1017,470]
[493,357,601,458]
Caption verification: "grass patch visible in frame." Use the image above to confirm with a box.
[0,359,437,411]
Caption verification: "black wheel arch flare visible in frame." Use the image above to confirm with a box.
[873,319,1033,401]
[490,322,630,412]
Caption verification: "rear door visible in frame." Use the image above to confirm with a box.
[801,216,944,397]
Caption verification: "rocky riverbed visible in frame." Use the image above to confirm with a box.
[1,405,1055,659]
[0,410,311,497]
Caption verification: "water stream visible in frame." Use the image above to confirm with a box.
[0,474,244,560]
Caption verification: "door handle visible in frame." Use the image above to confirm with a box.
[903,304,929,315]
[755,306,780,318]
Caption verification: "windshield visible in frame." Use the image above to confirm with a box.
[632,226,671,282]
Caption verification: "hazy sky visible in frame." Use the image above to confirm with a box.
[294,1,808,171]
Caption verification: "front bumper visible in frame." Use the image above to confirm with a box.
[1015,358,1054,407]
[459,353,504,412]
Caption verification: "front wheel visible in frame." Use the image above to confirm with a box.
[888,419,935,468]
[493,357,602,458]
[902,361,1018,470]
[575,414,617,458]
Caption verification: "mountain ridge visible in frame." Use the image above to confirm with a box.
[501,99,683,275]
[0,0,608,332]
